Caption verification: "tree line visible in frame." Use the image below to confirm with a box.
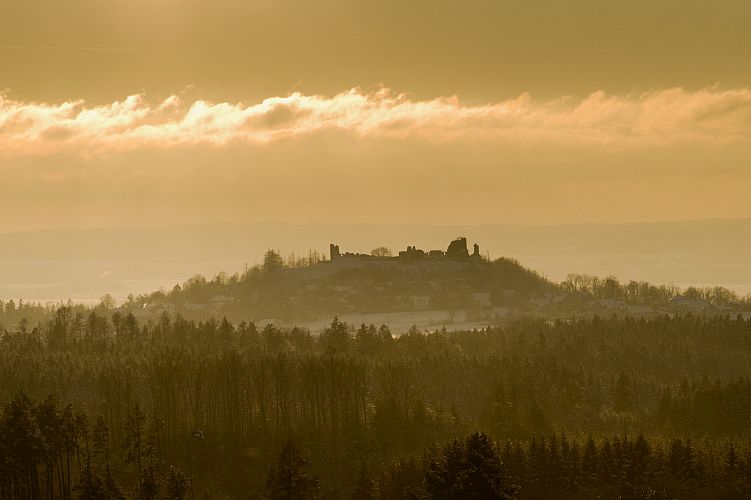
[560,273,749,307]
[2,312,751,497]
[4,393,751,499]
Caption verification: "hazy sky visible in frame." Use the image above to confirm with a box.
[1,0,750,231]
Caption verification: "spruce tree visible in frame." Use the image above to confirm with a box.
[265,441,320,499]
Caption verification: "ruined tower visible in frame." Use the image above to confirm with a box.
[329,243,340,261]
[446,237,469,259]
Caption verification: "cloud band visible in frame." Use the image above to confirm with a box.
[1,87,750,157]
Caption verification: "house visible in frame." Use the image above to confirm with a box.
[626,304,657,317]
[670,294,710,312]
[412,295,431,310]
[472,292,491,307]
[529,298,552,309]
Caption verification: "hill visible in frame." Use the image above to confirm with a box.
[117,237,750,332]
[127,238,554,330]
[2,219,751,304]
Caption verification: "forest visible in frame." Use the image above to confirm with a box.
[2,309,751,498]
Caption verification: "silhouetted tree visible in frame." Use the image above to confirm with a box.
[266,441,320,499]
[426,431,516,499]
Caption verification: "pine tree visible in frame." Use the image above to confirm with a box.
[265,441,320,499]
[75,464,106,500]
[582,436,598,482]
[3,391,43,499]
[464,431,517,499]
[36,394,64,499]
[351,463,374,500]
[164,466,189,500]
[92,416,124,500]
[61,404,77,499]
[136,467,160,500]
[425,432,516,499]
[725,443,739,475]
[425,438,466,500]
[123,403,147,480]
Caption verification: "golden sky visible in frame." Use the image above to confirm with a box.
[1,0,750,231]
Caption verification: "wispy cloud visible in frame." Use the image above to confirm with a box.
[1,87,750,157]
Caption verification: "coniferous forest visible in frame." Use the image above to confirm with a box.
[3,307,751,499]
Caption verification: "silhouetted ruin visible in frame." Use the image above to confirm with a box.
[329,237,481,262]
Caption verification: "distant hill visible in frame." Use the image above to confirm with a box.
[1,219,750,304]
[120,237,750,332]
[128,238,555,329]
[1,235,749,333]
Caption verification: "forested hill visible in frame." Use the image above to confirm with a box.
[116,248,750,328]
[128,253,554,326]
[2,249,749,332]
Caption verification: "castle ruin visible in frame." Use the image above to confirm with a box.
[329,237,481,262]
